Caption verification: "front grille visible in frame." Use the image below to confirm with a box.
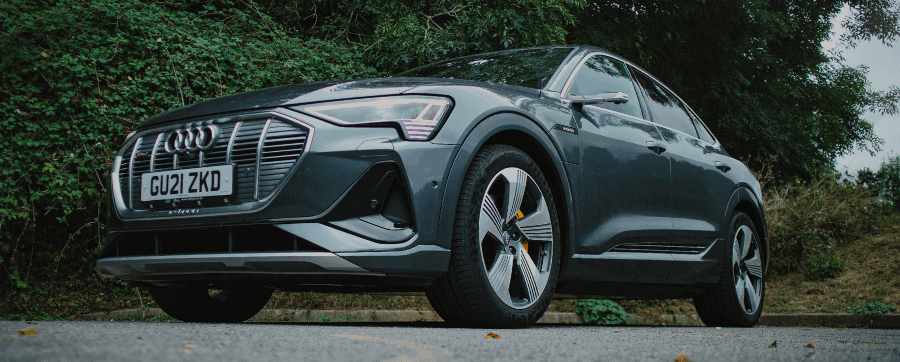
[116,113,310,211]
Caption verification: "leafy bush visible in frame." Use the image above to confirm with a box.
[798,229,846,280]
[858,156,900,212]
[846,301,897,315]
[575,299,629,325]
[0,0,375,316]
[763,173,876,277]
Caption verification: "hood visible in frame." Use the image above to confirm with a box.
[140,77,539,127]
[140,78,433,127]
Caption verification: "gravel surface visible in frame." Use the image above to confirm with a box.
[2,321,899,361]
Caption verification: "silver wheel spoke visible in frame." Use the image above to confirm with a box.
[480,194,504,244]
[516,199,552,243]
[500,168,528,224]
[738,225,752,259]
[517,251,542,303]
[487,254,514,306]
[744,274,759,312]
[735,276,747,311]
[732,242,741,269]
[745,254,763,278]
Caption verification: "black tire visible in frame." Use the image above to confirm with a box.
[426,145,561,328]
[693,211,765,327]
[149,286,273,323]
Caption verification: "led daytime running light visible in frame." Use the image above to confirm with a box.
[299,96,452,141]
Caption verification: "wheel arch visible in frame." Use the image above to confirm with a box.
[436,112,575,274]
[725,187,769,271]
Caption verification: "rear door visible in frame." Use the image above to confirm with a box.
[630,69,737,256]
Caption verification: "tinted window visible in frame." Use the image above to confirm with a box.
[566,55,642,119]
[398,47,573,89]
[692,115,716,144]
[632,70,698,138]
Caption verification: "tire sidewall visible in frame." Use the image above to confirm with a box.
[459,146,561,324]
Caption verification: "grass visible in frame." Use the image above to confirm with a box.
[265,292,432,311]
[765,221,900,314]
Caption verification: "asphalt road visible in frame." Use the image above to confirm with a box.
[2,321,899,362]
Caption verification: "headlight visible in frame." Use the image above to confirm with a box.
[295,96,453,141]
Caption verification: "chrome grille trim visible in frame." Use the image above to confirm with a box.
[149,133,163,172]
[128,137,141,210]
[113,112,312,216]
[255,119,272,200]
[226,121,241,164]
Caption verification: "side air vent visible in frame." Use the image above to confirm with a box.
[608,242,711,255]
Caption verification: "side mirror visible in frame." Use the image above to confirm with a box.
[564,92,629,105]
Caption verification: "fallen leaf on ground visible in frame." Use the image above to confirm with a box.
[673,351,693,362]
[182,345,195,350]
[485,333,500,339]
[804,343,816,348]
[838,340,849,343]
[768,341,777,348]
[26,321,37,325]
[17,329,37,336]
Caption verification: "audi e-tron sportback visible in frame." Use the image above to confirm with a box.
[99,45,768,328]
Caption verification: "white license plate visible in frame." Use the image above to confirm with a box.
[141,165,234,202]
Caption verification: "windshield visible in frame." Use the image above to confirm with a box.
[398,47,574,89]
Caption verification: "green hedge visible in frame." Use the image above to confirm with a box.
[0,0,376,316]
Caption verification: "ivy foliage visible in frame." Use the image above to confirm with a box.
[257,0,581,73]
[0,0,375,314]
[575,299,630,325]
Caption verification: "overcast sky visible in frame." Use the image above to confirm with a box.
[827,7,900,175]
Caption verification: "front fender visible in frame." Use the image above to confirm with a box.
[434,112,575,253]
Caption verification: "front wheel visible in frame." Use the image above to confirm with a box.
[693,211,765,327]
[149,286,273,323]
[427,145,561,328]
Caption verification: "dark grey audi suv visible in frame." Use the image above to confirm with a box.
[99,45,767,328]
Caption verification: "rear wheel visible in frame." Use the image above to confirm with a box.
[427,145,561,328]
[693,211,765,327]
[149,286,273,323]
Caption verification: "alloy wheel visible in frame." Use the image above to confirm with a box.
[478,167,554,309]
[732,225,763,314]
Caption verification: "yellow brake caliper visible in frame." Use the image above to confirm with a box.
[515,210,527,252]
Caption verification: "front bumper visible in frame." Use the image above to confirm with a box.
[99,107,457,290]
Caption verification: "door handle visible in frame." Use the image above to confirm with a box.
[646,141,666,155]
[715,161,731,172]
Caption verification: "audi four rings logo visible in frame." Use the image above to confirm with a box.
[164,125,220,154]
